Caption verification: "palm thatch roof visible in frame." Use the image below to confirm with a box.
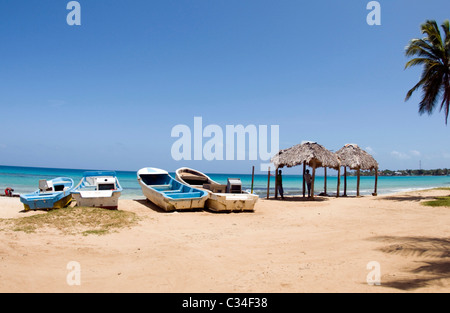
[271,141,340,169]
[335,144,378,170]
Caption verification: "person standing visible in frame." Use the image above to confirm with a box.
[277,169,285,200]
[304,169,312,197]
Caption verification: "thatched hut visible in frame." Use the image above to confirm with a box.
[335,144,379,196]
[271,141,341,199]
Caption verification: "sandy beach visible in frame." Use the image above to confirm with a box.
[0,188,449,293]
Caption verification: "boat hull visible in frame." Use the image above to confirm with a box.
[22,194,73,211]
[72,191,121,210]
[206,193,258,212]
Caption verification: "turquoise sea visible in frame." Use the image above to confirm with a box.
[1,165,450,199]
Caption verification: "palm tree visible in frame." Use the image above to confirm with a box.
[405,20,450,124]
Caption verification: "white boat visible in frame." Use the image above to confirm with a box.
[137,167,209,212]
[72,171,122,209]
[175,167,258,212]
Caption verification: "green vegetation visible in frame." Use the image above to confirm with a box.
[422,196,450,207]
[404,20,450,124]
[419,187,450,207]
[0,206,140,236]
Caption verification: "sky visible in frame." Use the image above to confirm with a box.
[0,0,450,174]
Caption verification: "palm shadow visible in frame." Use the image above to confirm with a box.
[369,236,450,290]
[377,194,440,202]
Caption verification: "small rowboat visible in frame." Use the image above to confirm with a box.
[137,167,209,212]
[175,167,258,212]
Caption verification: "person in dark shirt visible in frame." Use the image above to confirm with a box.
[277,169,284,200]
[304,169,312,197]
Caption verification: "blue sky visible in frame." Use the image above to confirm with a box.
[0,0,449,174]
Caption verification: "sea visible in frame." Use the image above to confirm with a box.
[1,165,450,199]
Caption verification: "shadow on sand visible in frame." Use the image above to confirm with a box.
[368,235,450,290]
[133,199,204,213]
[265,196,329,202]
[377,195,439,202]
[132,199,254,214]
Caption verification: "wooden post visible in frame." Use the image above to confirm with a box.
[373,168,378,196]
[302,161,306,198]
[337,166,341,198]
[251,166,255,194]
[266,167,270,199]
[274,167,279,199]
[343,167,347,197]
[356,168,361,197]
[311,161,316,200]
[323,167,327,195]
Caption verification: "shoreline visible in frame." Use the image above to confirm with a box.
[0,188,449,292]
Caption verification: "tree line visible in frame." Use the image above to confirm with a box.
[347,169,450,177]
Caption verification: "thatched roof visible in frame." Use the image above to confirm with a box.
[335,144,378,170]
[271,141,340,169]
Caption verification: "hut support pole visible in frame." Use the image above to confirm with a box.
[337,166,341,198]
[274,167,279,199]
[324,167,327,195]
[311,161,316,200]
[373,168,378,196]
[266,167,270,199]
[343,167,347,197]
[357,168,361,197]
[251,166,255,194]
[302,161,306,198]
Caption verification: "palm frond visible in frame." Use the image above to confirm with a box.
[405,20,450,124]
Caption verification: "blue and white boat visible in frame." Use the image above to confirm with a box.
[72,171,122,209]
[20,177,74,211]
[137,167,209,211]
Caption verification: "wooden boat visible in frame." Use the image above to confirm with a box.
[137,167,209,212]
[175,167,258,212]
[72,171,122,209]
[20,177,74,211]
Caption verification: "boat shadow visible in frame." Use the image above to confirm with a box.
[367,235,450,291]
[133,199,255,214]
[133,199,204,213]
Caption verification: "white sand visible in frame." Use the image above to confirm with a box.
[0,188,449,293]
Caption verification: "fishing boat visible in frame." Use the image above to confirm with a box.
[72,171,122,209]
[175,167,258,212]
[20,177,74,211]
[137,167,209,212]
